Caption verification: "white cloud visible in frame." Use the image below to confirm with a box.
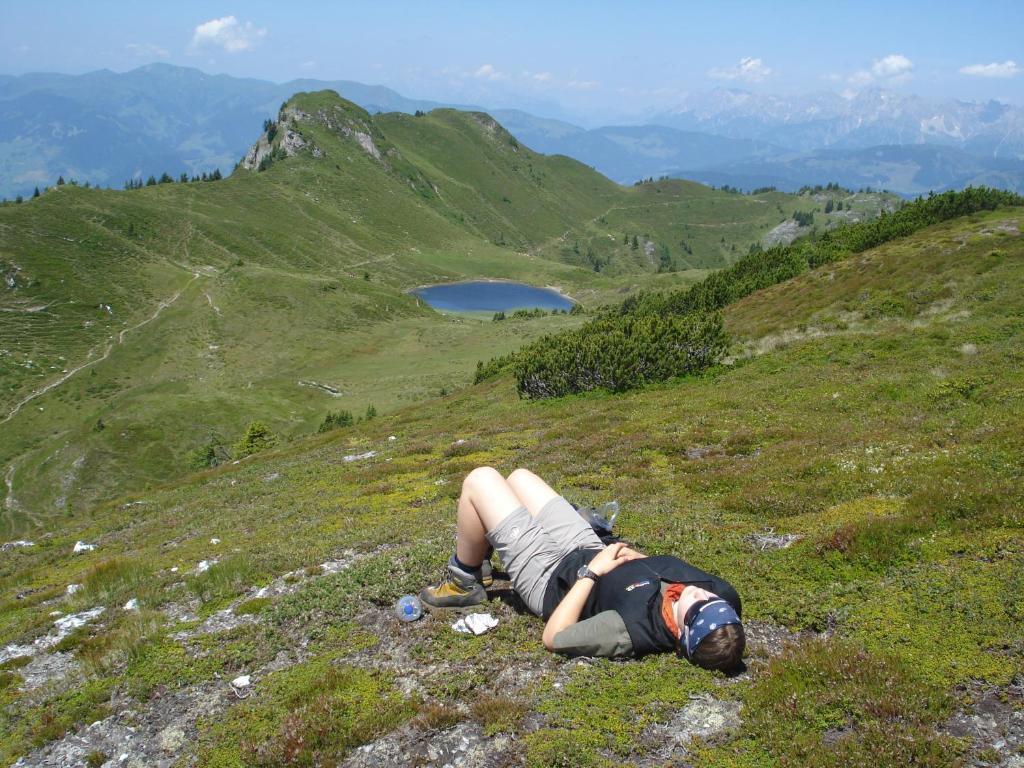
[959,60,1021,78]
[532,71,553,83]
[300,60,317,70]
[566,79,599,90]
[709,57,772,83]
[190,16,266,53]
[848,53,913,87]
[473,63,507,81]
[126,42,169,59]
[871,53,913,79]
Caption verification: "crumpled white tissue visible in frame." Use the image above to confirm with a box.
[451,613,499,636]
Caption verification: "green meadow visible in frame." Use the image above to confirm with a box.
[0,198,1020,765]
[0,91,881,528]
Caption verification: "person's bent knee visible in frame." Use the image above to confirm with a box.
[463,466,502,493]
[506,467,535,485]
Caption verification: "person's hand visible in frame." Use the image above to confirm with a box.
[618,545,646,561]
[588,542,645,577]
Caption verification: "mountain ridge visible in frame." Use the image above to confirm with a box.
[3,65,1024,199]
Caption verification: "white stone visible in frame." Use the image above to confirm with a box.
[388,435,397,441]
[0,539,34,551]
[73,540,96,554]
[210,537,221,545]
[342,450,377,462]
[47,606,105,646]
[231,674,251,688]
[196,559,214,573]
[123,598,139,611]
[66,583,82,594]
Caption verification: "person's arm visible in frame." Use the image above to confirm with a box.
[551,610,633,657]
[541,542,642,651]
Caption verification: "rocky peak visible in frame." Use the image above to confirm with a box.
[241,93,394,172]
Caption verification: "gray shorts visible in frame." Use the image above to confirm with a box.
[486,496,603,616]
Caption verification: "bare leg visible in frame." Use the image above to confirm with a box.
[454,466,524,567]
[506,468,560,517]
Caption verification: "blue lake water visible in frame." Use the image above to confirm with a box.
[412,280,575,312]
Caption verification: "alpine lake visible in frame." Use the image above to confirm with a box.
[412,280,575,313]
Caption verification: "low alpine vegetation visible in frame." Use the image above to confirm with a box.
[477,187,1024,399]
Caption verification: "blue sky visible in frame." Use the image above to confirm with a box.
[3,1,1022,123]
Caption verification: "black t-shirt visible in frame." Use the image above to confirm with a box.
[541,548,739,621]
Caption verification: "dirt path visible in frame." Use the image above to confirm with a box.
[3,462,17,513]
[1,272,202,428]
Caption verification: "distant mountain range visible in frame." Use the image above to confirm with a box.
[2,64,1023,198]
[653,88,1024,157]
[0,64,464,198]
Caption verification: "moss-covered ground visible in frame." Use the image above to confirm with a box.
[1,207,1020,765]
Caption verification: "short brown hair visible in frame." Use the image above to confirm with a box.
[691,623,745,671]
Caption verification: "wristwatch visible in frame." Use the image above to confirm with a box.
[576,564,599,582]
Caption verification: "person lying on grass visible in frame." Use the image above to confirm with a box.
[421,467,745,671]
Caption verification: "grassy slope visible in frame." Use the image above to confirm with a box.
[0,91,874,531]
[1,207,1020,765]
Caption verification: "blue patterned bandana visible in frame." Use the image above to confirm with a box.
[684,599,742,658]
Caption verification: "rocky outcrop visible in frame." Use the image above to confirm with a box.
[240,133,272,171]
[241,101,389,170]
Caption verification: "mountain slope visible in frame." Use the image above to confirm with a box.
[1,205,1020,766]
[0,90,844,528]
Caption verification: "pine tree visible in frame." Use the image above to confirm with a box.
[32,187,40,198]
[56,176,65,186]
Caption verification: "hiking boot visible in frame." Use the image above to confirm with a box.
[420,559,486,608]
[480,559,493,588]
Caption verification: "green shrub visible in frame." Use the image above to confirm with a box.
[318,410,353,433]
[513,311,727,398]
[187,436,228,469]
[233,421,277,458]
[474,187,1022,400]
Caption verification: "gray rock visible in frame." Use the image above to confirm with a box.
[636,695,742,765]
[157,726,185,753]
[942,677,1024,767]
[19,651,81,691]
[342,722,513,768]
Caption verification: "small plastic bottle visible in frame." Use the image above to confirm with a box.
[596,500,620,527]
[395,594,423,622]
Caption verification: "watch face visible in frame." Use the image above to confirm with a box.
[577,565,593,580]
